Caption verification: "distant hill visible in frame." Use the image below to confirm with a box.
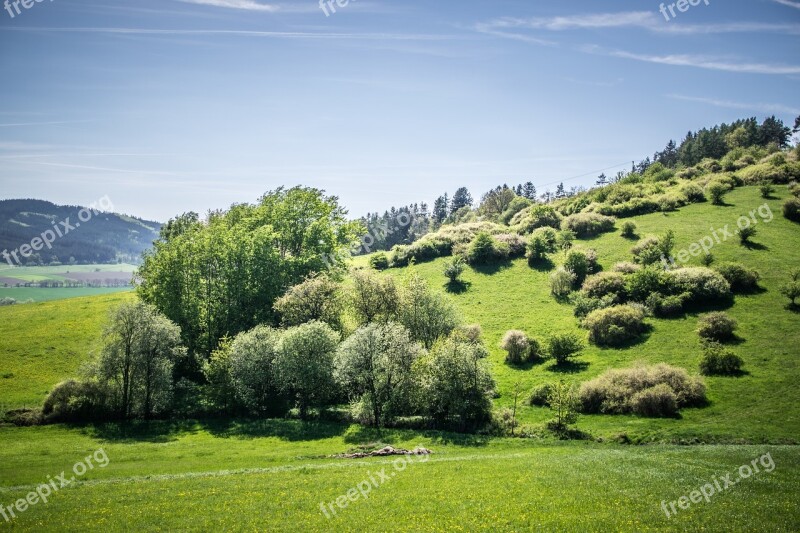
[0,199,161,266]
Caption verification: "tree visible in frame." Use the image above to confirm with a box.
[137,187,363,361]
[450,187,473,215]
[595,173,608,186]
[433,194,449,224]
[480,187,516,219]
[793,115,800,134]
[274,321,340,418]
[202,337,239,414]
[96,301,184,419]
[273,274,342,330]
[443,256,466,284]
[398,274,460,349]
[547,380,579,433]
[759,116,791,148]
[349,269,399,325]
[522,181,537,200]
[555,182,566,199]
[707,182,728,205]
[547,333,584,366]
[334,323,423,427]
[416,335,494,431]
[501,330,529,365]
[228,325,281,415]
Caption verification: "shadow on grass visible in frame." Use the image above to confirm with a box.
[546,360,590,374]
[741,240,769,251]
[507,358,548,371]
[341,424,491,447]
[82,419,203,443]
[444,279,471,294]
[786,303,800,314]
[471,260,513,276]
[527,257,555,272]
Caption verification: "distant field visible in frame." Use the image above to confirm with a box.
[0,264,135,303]
[0,286,132,303]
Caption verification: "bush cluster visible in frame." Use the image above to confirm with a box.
[697,312,738,342]
[699,342,744,376]
[714,263,760,293]
[579,364,706,417]
[467,232,510,265]
[561,213,616,238]
[582,305,647,347]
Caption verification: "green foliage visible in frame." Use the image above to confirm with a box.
[499,196,532,225]
[201,337,239,414]
[697,312,738,342]
[630,236,664,265]
[783,197,800,222]
[443,256,466,283]
[273,274,343,330]
[398,274,460,349]
[759,182,776,198]
[581,272,627,302]
[528,383,552,407]
[629,383,678,418]
[416,335,494,431]
[501,330,529,365]
[349,269,399,325]
[680,182,706,203]
[583,305,647,347]
[334,322,423,427]
[511,204,563,233]
[707,181,728,205]
[579,364,706,416]
[620,221,637,238]
[546,380,579,432]
[467,232,510,265]
[94,301,185,419]
[666,267,731,303]
[550,268,575,298]
[136,187,363,358]
[700,342,744,376]
[369,253,390,270]
[626,267,667,302]
[563,250,589,286]
[561,213,616,238]
[547,333,584,366]
[41,380,112,423]
[274,321,340,418]
[739,225,757,244]
[714,263,760,293]
[781,281,800,305]
[228,325,281,415]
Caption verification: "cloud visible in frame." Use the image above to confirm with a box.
[477,13,800,37]
[174,0,279,11]
[667,94,800,115]
[583,45,800,75]
[772,0,800,9]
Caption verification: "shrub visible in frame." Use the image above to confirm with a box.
[460,324,483,344]
[666,267,731,303]
[620,221,637,238]
[526,234,551,264]
[369,253,389,270]
[681,182,706,203]
[584,248,599,275]
[561,213,616,238]
[631,236,663,265]
[398,274,460,349]
[706,181,728,205]
[0,297,16,306]
[583,305,647,346]
[467,232,510,265]
[547,381,580,432]
[783,197,800,222]
[443,256,466,283]
[627,267,668,302]
[511,204,562,233]
[714,263,760,292]
[581,272,627,301]
[495,233,527,258]
[701,252,714,267]
[274,274,343,330]
[547,333,584,365]
[563,250,589,285]
[738,226,757,244]
[699,342,744,376]
[645,292,687,318]
[612,261,640,274]
[501,330,529,365]
[529,383,552,407]
[697,312,738,342]
[759,183,775,198]
[573,293,617,319]
[42,380,112,423]
[527,336,545,361]
[578,364,706,416]
[229,325,281,415]
[550,268,576,298]
[630,384,678,417]
[780,281,800,306]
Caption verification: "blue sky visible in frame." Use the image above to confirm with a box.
[0,0,798,222]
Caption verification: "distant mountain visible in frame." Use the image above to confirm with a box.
[0,199,161,266]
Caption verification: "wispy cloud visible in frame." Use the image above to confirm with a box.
[174,0,279,11]
[583,45,800,75]
[667,94,800,115]
[477,13,800,37]
[0,120,94,127]
[772,0,800,9]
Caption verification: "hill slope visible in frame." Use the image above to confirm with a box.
[0,199,161,265]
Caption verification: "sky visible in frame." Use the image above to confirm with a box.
[0,0,798,222]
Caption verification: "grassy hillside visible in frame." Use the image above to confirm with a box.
[0,292,134,409]
[361,186,800,443]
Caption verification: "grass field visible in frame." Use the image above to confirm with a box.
[0,264,135,303]
[0,423,797,531]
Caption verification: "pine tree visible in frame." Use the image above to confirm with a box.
[522,181,536,200]
[555,183,566,199]
[595,173,608,186]
[433,194,449,224]
[450,187,473,215]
